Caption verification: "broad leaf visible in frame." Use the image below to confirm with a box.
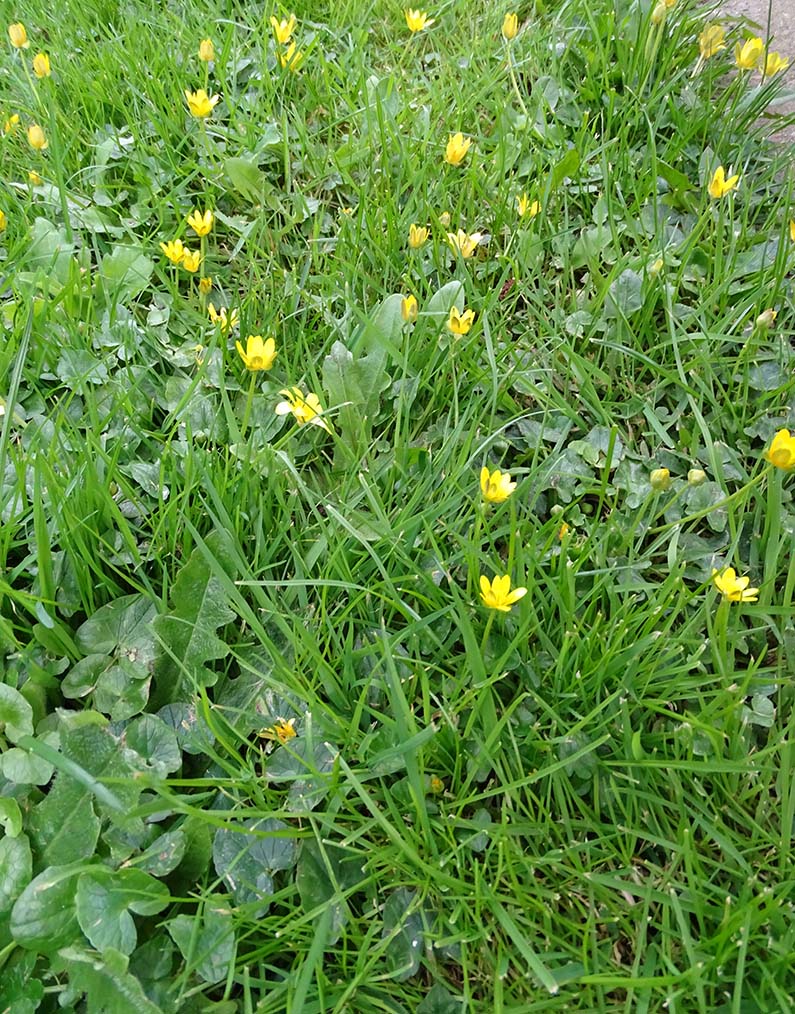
[76,868,169,955]
[0,683,34,742]
[10,862,88,951]
[167,897,235,984]
[212,817,298,909]
[121,714,181,777]
[28,774,101,866]
[0,834,32,914]
[53,946,164,1014]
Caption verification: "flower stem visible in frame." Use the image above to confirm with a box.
[240,371,257,441]
[760,466,781,608]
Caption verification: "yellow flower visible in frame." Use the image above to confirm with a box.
[501,12,518,41]
[649,467,671,491]
[236,334,277,371]
[699,24,726,60]
[735,36,764,70]
[479,574,527,612]
[8,23,29,48]
[181,248,201,272]
[790,219,795,242]
[650,2,667,26]
[208,303,239,331]
[275,386,331,432]
[187,208,214,236]
[264,717,297,743]
[428,775,444,794]
[707,165,739,199]
[712,568,759,603]
[446,229,482,258]
[558,521,570,540]
[405,9,434,32]
[765,429,795,470]
[160,238,185,264]
[408,223,429,248]
[480,466,516,504]
[3,113,19,134]
[517,193,540,218]
[0,209,6,232]
[444,132,471,167]
[199,275,213,294]
[763,51,788,76]
[32,52,50,77]
[401,294,419,323]
[28,170,42,185]
[185,88,220,118]
[447,306,475,335]
[755,308,777,330]
[199,38,215,62]
[27,124,47,150]
[277,41,303,71]
[270,14,297,45]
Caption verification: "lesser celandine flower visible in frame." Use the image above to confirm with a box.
[270,14,297,44]
[4,113,19,134]
[264,717,296,743]
[408,223,429,248]
[27,124,47,150]
[712,567,759,603]
[401,294,418,322]
[480,466,516,504]
[198,38,214,61]
[187,208,214,236]
[32,52,50,77]
[444,132,471,167]
[160,238,185,264]
[763,51,789,76]
[517,193,540,218]
[185,88,220,117]
[501,12,518,40]
[650,2,667,26]
[790,219,795,242]
[439,211,451,227]
[208,303,239,331]
[707,165,739,199]
[181,248,201,272]
[447,229,482,258]
[277,42,303,71]
[405,9,434,32]
[275,386,331,432]
[199,275,212,294]
[479,574,527,612]
[558,521,570,539]
[236,334,277,371]
[735,36,764,70]
[765,429,795,470]
[0,210,6,232]
[8,23,29,48]
[649,467,671,490]
[28,170,42,185]
[447,306,475,335]
[699,24,726,59]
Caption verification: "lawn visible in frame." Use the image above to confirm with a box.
[1,0,795,1010]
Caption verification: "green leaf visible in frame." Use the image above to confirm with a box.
[224,157,265,202]
[212,817,298,909]
[0,796,23,837]
[167,897,235,984]
[382,888,424,981]
[425,280,464,325]
[153,533,238,701]
[10,862,88,951]
[75,594,157,658]
[0,683,34,742]
[121,714,181,777]
[130,829,186,877]
[549,147,581,191]
[265,735,338,812]
[605,268,644,318]
[99,245,155,303]
[28,772,101,866]
[0,834,32,915]
[417,984,462,1013]
[0,952,45,1013]
[76,868,169,955]
[24,217,75,285]
[296,839,361,943]
[53,946,164,1014]
[0,742,56,784]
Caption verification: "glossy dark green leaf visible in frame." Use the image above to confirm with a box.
[212,817,298,908]
[0,834,32,915]
[121,714,181,776]
[53,946,163,1014]
[76,868,169,955]
[10,862,87,951]
[0,683,34,742]
[167,897,235,983]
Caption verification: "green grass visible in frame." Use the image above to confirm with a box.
[1,0,795,1010]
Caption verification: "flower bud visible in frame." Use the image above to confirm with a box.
[650,467,671,491]
[755,308,777,330]
[687,468,707,486]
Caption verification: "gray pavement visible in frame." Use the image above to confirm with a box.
[720,0,795,141]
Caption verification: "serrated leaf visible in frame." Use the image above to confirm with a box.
[53,946,164,1014]
[212,817,298,909]
[0,683,34,742]
[153,533,238,701]
[121,714,181,777]
[76,868,169,955]
[10,862,88,951]
[167,897,235,984]
[0,834,32,915]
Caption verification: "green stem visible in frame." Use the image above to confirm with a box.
[506,44,530,122]
[240,371,258,440]
[760,466,782,608]
[43,83,72,242]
